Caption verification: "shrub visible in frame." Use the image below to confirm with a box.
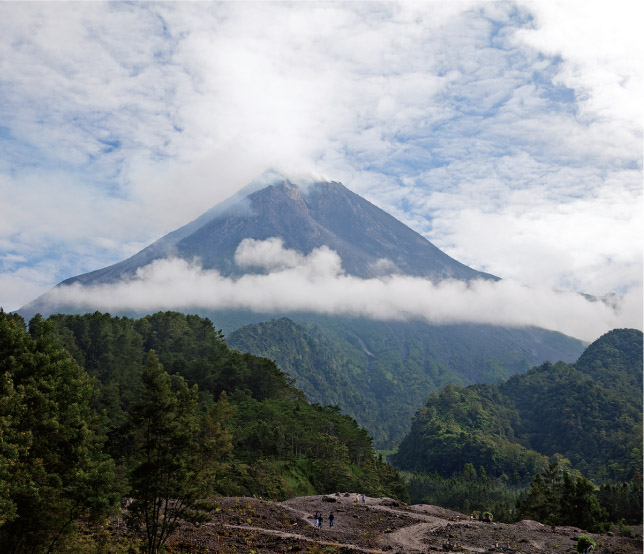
[576,534,596,553]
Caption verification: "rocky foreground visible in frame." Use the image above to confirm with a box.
[168,493,642,553]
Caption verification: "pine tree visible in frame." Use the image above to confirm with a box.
[518,465,608,532]
[560,474,608,532]
[0,311,118,554]
[518,473,557,525]
[125,351,232,553]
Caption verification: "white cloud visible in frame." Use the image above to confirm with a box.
[234,237,308,272]
[0,1,641,327]
[401,159,643,295]
[515,0,643,130]
[43,240,641,342]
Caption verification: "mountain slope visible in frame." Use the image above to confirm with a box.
[43,310,408,501]
[21,171,494,312]
[227,316,586,448]
[391,328,643,482]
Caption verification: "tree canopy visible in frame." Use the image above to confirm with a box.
[0,311,118,553]
[393,329,642,484]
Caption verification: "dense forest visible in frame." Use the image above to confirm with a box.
[227,316,584,448]
[393,328,642,484]
[0,310,406,553]
[228,316,445,448]
[406,459,642,532]
[394,328,642,529]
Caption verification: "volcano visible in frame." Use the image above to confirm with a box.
[19,170,586,447]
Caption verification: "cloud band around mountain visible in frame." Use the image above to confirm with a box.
[42,238,641,342]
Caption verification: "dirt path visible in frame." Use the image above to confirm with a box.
[220,523,383,553]
[279,502,318,527]
[383,522,428,552]
[371,503,445,526]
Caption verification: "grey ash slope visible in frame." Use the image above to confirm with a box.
[20,171,495,317]
[67,174,495,284]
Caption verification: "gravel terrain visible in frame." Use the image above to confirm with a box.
[168,493,643,554]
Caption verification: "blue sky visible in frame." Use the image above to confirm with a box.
[0,1,641,340]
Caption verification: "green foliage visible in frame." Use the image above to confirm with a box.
[48,311,407,504]
[227,317,442,449]
[501,333,643,482]
[576,534,596,553]
[393,329,643,485]
[392,383,549,481]
[0,309,408,551]
[407,465,522,522]
[596,475,643,524]
[125,351,232,553]
[0,310,119,554]
[0,370,26,527]
[517,462,609,532]
[227,316,584,448]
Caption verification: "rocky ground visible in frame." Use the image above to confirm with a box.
[168,493,642,554]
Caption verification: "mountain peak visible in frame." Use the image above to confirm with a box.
[244,168,291,192]
[19,171,497,317]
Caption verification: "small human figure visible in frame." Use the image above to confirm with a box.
[329,512,334,528]
[314,512,319,527]
[361,494,366,504]
[318,514,324,528]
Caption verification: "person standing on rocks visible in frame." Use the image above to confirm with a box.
[329,512,334,528]
[314,512,319,528]
[319,513,324,528]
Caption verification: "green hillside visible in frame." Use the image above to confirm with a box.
[227,316,586,448]
[46,310,407,499]
[392,329,643,484]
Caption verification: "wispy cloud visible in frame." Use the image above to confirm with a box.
[43,239,640,342]
[0,1,641,333]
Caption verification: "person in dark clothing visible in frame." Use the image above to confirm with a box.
[329,512,334,527]
[318,513,324,528]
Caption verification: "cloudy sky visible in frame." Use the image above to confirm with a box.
[0,1,641,341]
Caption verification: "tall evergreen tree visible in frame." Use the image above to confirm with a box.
[518,465,608,532]
[125,351,232,554]
[0,311,118,554]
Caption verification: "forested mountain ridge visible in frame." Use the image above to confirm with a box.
[46,310,406,499]
[392,328,643,483]
[500,328,642,481]
[574,327,642,390]
[227,315,586,448]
